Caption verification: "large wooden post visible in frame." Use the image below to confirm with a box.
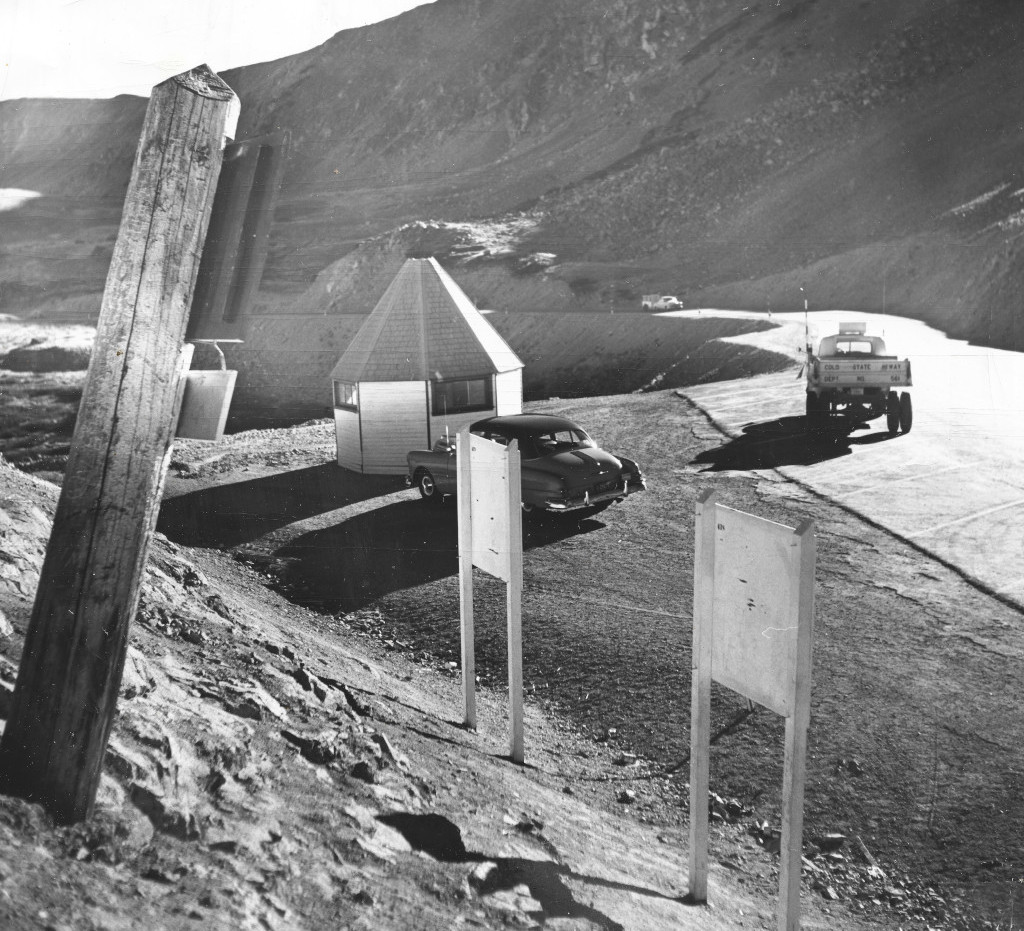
[0,65,239,823]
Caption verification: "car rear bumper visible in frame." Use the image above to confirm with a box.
[540,477,646,512]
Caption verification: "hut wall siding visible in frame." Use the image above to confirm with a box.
[334,408,362,471]
[495,369,523,416]
[359,381,430,474]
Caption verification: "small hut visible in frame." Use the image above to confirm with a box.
[330,257,523,474]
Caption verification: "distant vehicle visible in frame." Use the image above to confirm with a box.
[804,322,913,436]
[641,294,683,311]
[405,413,646,515]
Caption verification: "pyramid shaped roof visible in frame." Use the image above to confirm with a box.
[330,257,523,383]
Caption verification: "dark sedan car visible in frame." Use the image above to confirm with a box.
[405,413,646,514]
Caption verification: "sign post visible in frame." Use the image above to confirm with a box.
[688,489,815,930]
[456,428,524,763]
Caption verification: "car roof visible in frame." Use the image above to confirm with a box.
[469,413,581,436]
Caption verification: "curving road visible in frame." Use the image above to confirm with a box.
[668,309,1024,610]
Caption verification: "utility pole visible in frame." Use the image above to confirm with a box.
[0,65,238,823]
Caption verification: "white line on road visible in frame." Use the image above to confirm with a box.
[906,496,1024,539]
[800,457,930,484]
[841,461,984,498]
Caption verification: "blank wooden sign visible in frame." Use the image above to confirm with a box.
[710,506,803,717]
[176,370,237,441]
[689,489,814,931]
[465,433,516,583]
[456,429,524,763]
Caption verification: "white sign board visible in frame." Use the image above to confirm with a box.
[465,434,516,582]
[456,429,524,764]
[688,490,814,931]
[710,506,802,717]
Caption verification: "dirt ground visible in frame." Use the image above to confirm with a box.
[0,423,886,931]
[0,368,1020,928]
[156,388,1022,928]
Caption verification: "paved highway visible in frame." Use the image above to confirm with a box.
[668,309,1024,610]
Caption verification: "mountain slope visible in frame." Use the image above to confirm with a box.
[0,0,1021,348]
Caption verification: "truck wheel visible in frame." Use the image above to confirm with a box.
[899,392,913,434]
[416,470,440,501]
[886,391,900,436]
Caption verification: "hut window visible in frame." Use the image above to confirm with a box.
[333,381,358,412]
[431,375,492,415]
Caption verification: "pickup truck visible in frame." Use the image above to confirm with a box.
[641,294,683,311]
[805,322,913,436]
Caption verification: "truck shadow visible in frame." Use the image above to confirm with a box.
[691,415,891,471]
[157,463,402,548]
[269,499,603,613]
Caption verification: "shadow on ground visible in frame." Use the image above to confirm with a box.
[157,463,402,548]
[377,811,683,930]
[271,499,605,612]
[691,415,897,471]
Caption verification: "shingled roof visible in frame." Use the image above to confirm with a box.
[330,258,523,383]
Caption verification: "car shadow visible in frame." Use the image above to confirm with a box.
[157,462,403,549]
[270,498,604,613]
[691,415,897,471]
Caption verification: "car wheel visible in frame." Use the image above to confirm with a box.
[417,470,440,501]
[899,392,913,434]
[886,391,900,436]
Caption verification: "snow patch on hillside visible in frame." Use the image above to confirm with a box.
[0,189,41,212]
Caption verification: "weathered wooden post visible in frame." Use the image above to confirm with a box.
[0,65,239,823]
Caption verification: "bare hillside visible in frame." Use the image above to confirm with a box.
[1,0,1022,349]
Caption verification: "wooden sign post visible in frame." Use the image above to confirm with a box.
[0,66,239,823]
[456,428,524,763]
[688,489,814,931]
